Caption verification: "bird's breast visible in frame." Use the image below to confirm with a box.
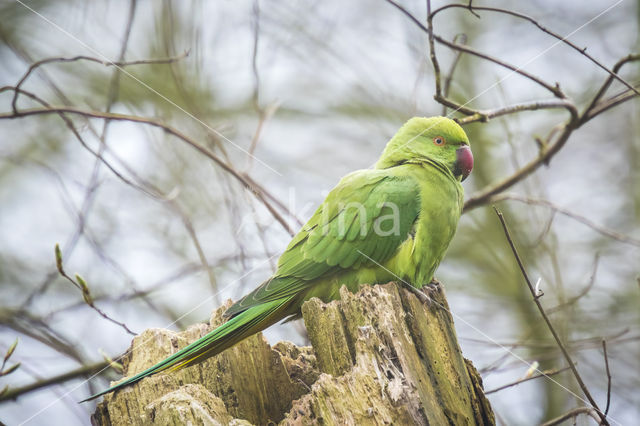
[385,172,462,286]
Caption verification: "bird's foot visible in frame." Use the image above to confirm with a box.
[401,281,439,308]
[426,278,442,293]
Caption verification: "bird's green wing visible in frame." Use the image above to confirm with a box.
[225,170,421,317]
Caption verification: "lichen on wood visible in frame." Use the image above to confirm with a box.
[92,282,494,425]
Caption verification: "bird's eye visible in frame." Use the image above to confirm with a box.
[433,136,446,146]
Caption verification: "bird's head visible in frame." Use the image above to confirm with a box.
[375,116,473,182]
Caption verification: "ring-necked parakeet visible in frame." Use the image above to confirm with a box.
[83,116,473,401]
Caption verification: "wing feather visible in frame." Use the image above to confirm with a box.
[224,170,420,318]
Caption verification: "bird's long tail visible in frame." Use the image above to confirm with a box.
[81,297,292,402]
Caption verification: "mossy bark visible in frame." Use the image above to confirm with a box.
[92,282,494,425]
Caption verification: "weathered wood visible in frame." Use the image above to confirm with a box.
[91,301,317,425]
[92,282,494,425]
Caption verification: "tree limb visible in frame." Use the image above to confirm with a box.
[494,208,609,426]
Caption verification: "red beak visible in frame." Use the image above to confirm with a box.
[455,145,473,181]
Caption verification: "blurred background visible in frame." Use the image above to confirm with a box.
[0,1,638,424]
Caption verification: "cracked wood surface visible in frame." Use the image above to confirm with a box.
[92,282,494,425]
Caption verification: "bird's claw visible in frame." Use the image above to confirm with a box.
[401,280,442,308]
[425,278,442,294]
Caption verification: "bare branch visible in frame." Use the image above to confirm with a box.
[1,83,160,310]
[0,104,295,234]
[432,32,565,98]
[465,328,631,352]
[583,54,640,122]
[0,87,160,201]
[455,99,577,125]
[171,202,221,302]
[424,0,442,97]
[484,366,571,395]
[11,51,189,112]
[6,79,237,308]
[0,361,109,402]
[0,309,85,364]
[583,81,640,123]
[540,407,602,426]
[547,254,600,315]
[386,0,637,214]
[385,0,565,99]
[486,193,640,247]
[494,207,609,426]
[431,4,640,98]
[463,123,577,211]
[442,33,468,116]
[54,244,137,336]
[54,0,139,313]
[602,340,612,417]
[460,70,635,209]
[248,103,280,162]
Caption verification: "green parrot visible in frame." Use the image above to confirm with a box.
[83,116,473,402]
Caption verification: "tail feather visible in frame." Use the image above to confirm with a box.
[81,297,292,402]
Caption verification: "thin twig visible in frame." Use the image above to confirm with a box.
[0,104,295,234]
[387,0,638,216]
[248,103,280,160]
[1,87,160,200]
[7,88,299,238]
[463,122,576,211]
[454,99,578,125]
[7,89,235,307]
[602,340,612,417]
[0,361,109,402]
[432,32,564,98]
[247,0,275,167]
[484,365,572,394]
[582,54,640,123]
[4,3,156,308]
[11,51,189,112]
[251,0,262,113]
[478,328,537,375]
[464,328,631,351]
[547,254,600,315]
[485,193,640,247]
[171,202,221,302]
[1,87,161,311]
[442,33,467,116]
[431,4,640,98]
[244,173,303,227]
[54,245,136,336]
[460,74,636,208]
[541,407,602,426]
[582,81,640,123]
[424,0,442,97]
[62,0,138,309]
[0,310,85,364]
[386,0,565,98]
[493,207,609,426]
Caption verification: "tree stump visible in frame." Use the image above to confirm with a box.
[91,282,494,425]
